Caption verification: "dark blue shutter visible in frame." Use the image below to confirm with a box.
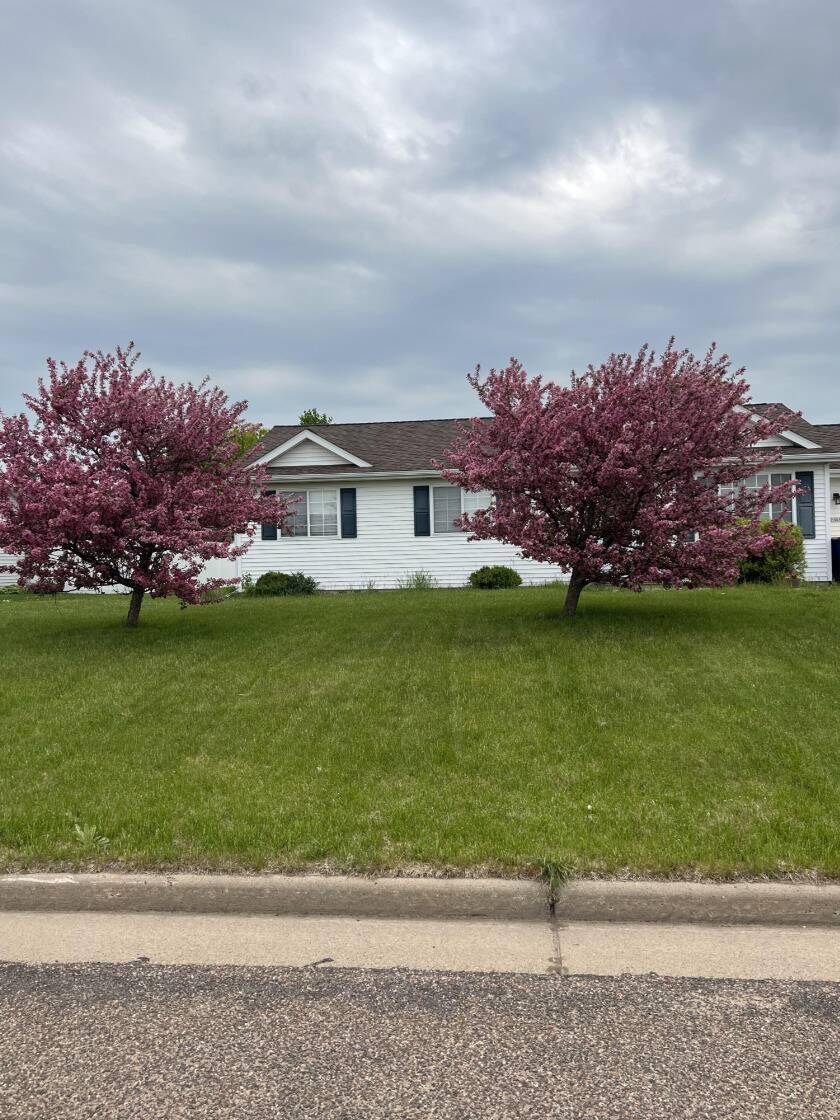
[261,490,278,541]
[413,485,431,536]
[340,488,357,538]
[795,471,815,539]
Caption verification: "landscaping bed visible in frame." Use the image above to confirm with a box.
[1,584,837,878]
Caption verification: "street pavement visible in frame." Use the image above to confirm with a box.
[1,961,837,1119]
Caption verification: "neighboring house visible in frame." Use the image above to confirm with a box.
[235,406,840,590]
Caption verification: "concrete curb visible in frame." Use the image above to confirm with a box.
[556,880,840,927]
[0,875,547,922]
[0,874,838,927]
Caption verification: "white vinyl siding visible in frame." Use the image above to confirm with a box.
[271,439,349,467]
[4,468,831,594]
[242,469,834,589]
[241,477,558,589]
[0,552,18,587]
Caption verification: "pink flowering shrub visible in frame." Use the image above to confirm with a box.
[0,344,290,625]
[440,341,795,616]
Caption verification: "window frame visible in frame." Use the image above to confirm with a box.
[719,472,798,523]
[430,485,493,535]
[277,486,341,539]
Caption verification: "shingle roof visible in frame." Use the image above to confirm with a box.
[248,408,840,477]
[802,425,840,453]
[247,418,474,475]
[750,403,840,453]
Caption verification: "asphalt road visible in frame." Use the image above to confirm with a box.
[0,962,837,1119]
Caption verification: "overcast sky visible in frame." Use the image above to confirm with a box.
[1,0,839,426]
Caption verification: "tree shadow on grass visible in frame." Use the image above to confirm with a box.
[10,584,828,656]
[517,585,808,643]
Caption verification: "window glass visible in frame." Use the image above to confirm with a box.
[309,489,338,537]
[462,490,492,515]
[726,472,794,520]
[282,491,308,536]
[771,473,793,522]
[433,486,462,533]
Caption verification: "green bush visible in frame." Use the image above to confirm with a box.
[253,570,319,596]
[468,565,523,590]
[738,519,805,584]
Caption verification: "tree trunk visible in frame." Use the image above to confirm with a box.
[562,570,587,618]
[126,587,145,627]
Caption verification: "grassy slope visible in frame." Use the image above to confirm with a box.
[0,584,837,877]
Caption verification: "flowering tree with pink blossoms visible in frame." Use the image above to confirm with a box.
[441,342,796,617]
[0,344,289,626]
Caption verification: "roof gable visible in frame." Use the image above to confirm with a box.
[752,429,821,450]
[747,403,822,450]
[251,429,371,469]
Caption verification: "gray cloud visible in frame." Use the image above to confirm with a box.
[1,0,839,424]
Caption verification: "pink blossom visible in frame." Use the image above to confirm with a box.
[439,341,795,616]
[0,344,290,625]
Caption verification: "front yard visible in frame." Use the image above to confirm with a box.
[0,584,837,878]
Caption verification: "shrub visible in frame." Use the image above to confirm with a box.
[738,519,805,584]
[253,570,319,596]
[468,565,523,590]
[398,570,437,590]
[0,582,59,596]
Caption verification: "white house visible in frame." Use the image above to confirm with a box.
[238,419,559,589]
[2,403,839,591]
[235,406,840,590]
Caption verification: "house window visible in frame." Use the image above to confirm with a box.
[463,489,493,517]
[720,473,796,522]
[279,488,339,537]
[433,486,463,533]
[432,486,492,533]
[307,489,338,536]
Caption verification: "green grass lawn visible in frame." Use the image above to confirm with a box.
[1,584,838,878]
